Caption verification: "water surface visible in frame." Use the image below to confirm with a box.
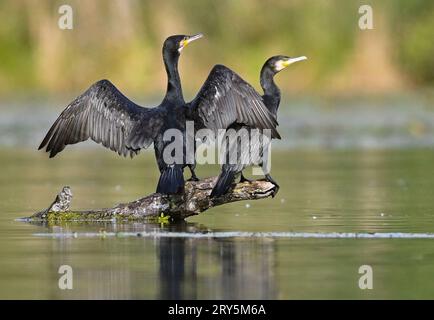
[1,148,434,299]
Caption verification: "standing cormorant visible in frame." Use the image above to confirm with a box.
[39,34,203,194]
[210,55,307,198]
[39,34,279,195]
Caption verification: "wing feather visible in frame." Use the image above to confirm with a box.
[189,65,280,139]
[39,79,164,158]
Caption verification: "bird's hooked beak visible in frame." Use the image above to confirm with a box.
[178,33,204,52]
[276,56,307,71]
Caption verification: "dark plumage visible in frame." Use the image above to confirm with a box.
[39,34,280,195]
[188,65,280,139]
[210,55,307,198]
[40,34,202,194]
[39,79,161,158]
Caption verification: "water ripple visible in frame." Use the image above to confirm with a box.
[33,231,434,239]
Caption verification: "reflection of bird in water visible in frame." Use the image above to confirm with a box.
[211,55,307,198]
[39,34,279,195]
[158,237,187,299]
[156,225,277,299]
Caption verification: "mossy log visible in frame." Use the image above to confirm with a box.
[25,177,277,222]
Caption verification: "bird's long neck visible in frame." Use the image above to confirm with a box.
[260,67,281,116]
[163,52,184,104]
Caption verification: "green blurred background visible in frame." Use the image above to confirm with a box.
[2,0,434,300]
[0,0,433,100]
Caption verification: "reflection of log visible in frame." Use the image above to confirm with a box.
[26,177,277,222]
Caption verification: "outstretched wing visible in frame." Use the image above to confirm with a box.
[188,65,280,139]
[39,79,164,158]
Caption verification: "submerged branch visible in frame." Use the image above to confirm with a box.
[26,177,277,222]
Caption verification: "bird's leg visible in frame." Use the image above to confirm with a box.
[187,165,199,182]
[265,174,279,197]
[239,172,251,183]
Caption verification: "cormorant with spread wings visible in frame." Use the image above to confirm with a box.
[39,34,280,194]
[210,55,307,198]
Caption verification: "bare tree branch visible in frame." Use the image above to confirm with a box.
[26,177,277,222]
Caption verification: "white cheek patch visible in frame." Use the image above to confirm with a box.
[274,60,285,71]
[178,40,186,52]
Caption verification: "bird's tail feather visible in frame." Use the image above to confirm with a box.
[156,166,185,195]
[210,170,236,198]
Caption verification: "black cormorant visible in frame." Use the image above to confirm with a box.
[210,55,307,198]
[39,34,203,194]
[39,34,279,195]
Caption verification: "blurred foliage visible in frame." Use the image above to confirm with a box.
[0,0,433,98]
[387,0,434,84]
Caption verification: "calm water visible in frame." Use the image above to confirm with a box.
[1,148,434,299]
